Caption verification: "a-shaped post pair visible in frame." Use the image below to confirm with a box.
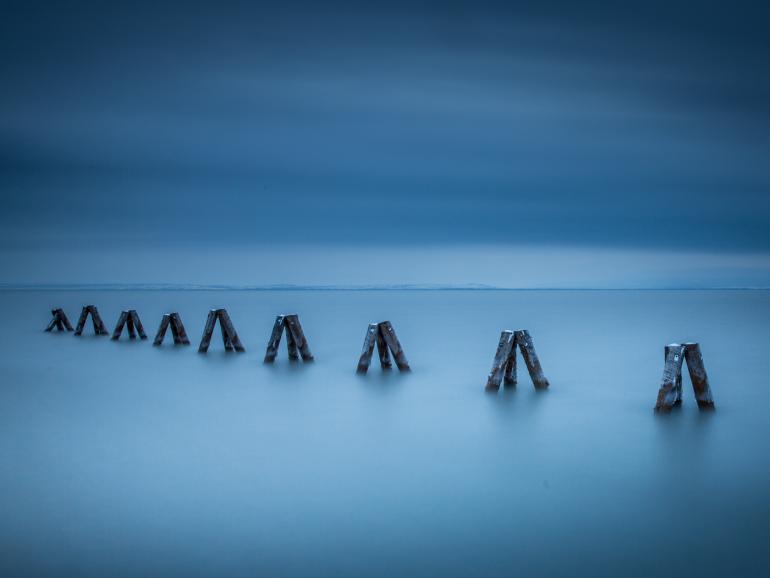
[45,308,73,332]
[74,305,109,336]
[654,342,715,413]
[356,321,410,374]
[111,310,148,340]
[264,314,313,363]
[486,330,549,391]
[198,309,245,353]
[153,313,190,346]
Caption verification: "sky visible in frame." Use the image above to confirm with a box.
[2,0,770,287]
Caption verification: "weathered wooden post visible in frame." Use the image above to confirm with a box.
[198,309,245,353]
[357,321,410,374]
[153,313,190,346]
[74,305,109,336]
[264,314,314,363]
[655,342,715,412]
[111,310,148,340]
[45,308,74,332]
[485,329,549,391]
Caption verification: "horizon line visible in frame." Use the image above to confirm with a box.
[2,283,770,292]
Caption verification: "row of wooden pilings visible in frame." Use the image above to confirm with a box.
[46,305,716,413]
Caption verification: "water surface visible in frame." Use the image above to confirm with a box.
[1,290,769,577]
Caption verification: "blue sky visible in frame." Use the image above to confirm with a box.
[2,1,770,287]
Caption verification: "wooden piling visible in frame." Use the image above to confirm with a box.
[126,312,136,338]
[284,315,313,361]
[356,321,410,374]
[264,314,313,363]
[111,310,147,341]
[198,310,218,352]
[485,330,516,391]
[378,321,409,371]
[74,305,108,336]
[357,323,379,374]
[170,313,189,345]
[111,311,129,340]
[45,308,74,332]
[154,313,190,346]
[264,315,287,363]
[154,314,172,345]
[486,329,549,392]
[198,309,245,353]
[655,344,686,413]
[515,330,549,389]
[683,342,715,410]
[655,342,714,412]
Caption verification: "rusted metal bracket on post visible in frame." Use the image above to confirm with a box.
[74,305,109,336]
[356,321,410,374]
[264,314,314,363]
[485,329,549,391]
[45,308,74,332]
[654,342,715,413]
[198,309,245,353]
[153,313,190,346]
[111,310,148,340]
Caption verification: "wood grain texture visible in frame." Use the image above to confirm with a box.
[683,342,715,410]
[515,330,549,389]
[486,330,515,391]
[198,310,218,353]
[356,323,379,374]
[655,343,685,413]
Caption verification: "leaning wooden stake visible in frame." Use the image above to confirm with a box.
[655,342,715,413]
[264,314,314,363]
[485,329,549,391]
[45,308,74,332]
[357,321,410,374]
[153,313,190,346]
[198,309,245,353]
[74,305,109,336]
[111,310,148,340]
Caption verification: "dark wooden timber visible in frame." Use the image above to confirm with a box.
[664,344,683,406]
[683,342,715,410]
[220,320,233,351]
[515,330,549,389]
[170,313,190,344]
[357,321,410,374]
[485,330,516,391]
[285,315,313,361]
[217,309,245,352]
[503,344,517,387]
[74,305,108,336]
[154,313,190,346]
[655,342,715,413]
[128,310,146,339]
[111,311,129,340]
[264,314,314,363]
[198,309,244,353]
[486,329,549,391]
[264,315,286,362]
[376,326,392,369]
[357,323,379,374]
[655,344,686,413]
[285,323,299,361]
[154,314,172,345]
[45,308,74,332]
[377,321,409,371]
[198,310,218,352]
[111,310,147,340]
[126,312,136,338]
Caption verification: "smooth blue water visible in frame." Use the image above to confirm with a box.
[1,290,769,577]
